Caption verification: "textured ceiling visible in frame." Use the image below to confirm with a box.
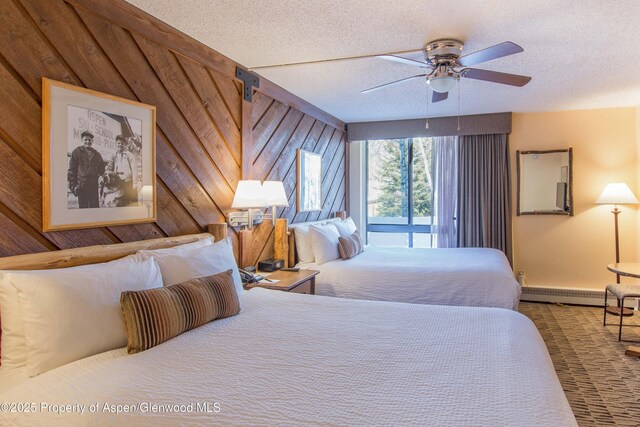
[126,0,640,123]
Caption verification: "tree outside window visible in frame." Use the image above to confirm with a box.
[367,138,433,247]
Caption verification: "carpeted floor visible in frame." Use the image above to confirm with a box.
[519,302,640,427]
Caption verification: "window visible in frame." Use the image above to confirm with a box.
[366,138,433,247]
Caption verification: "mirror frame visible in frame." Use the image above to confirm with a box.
[516,148,573,216]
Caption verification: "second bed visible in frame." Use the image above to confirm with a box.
[285,218,521,310]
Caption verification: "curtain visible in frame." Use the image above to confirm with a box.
[457,134,512,263]
[431,136,458,248]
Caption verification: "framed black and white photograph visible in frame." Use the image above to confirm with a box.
[296,149,322,212]
[42,78,156,231]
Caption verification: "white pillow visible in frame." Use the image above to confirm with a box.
[308,223,341,265]
[0,240,211,371]
[334,217,357,237]
[0,276,27,370]
[292,224,315,263]
[6,256,162,377]
[291,219,339,262]
[135,237,213,259]
[138,238,243,296]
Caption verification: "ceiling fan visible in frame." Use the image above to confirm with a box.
[362,38,531,102]
[248,38,531,105]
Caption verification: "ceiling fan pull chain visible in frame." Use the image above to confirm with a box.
[425,85,430,129]
[457,79,461,131]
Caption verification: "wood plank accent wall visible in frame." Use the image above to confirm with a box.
[240,91,347,266]
[0,0,346,263]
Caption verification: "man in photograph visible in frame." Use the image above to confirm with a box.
[107,135,137,206]
[67,130,105,208]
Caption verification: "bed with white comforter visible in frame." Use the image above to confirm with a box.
[1,288,575,426]
[299,246,522,310]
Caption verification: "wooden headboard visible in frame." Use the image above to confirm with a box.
[274,212,346,268]
[0,224,228,271]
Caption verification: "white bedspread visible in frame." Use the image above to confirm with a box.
[300,246,521,310]
[0,289,574,426]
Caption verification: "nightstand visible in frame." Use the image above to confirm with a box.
[245,269,319,295]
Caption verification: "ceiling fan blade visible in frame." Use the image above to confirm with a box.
[457,41,524,67]
[377,55,430,68]
[432,91,448,103]
[462,68,531,86]
[361,74,427,94]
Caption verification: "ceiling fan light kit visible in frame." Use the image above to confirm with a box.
[427,70,458,93]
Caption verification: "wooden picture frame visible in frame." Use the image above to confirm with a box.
[296,149,322,212]
[42,78,156,231]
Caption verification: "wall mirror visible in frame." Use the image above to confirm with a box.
[517,148,573,216]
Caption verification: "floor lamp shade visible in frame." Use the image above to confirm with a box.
[596,183,639,205]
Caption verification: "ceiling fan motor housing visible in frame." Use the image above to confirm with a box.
[424,39,464,66]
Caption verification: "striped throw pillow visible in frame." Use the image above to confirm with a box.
[337,230,364,260]
[120,269,240,354]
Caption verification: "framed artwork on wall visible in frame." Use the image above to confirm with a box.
[297,149,322,212]
[42,78,156,231]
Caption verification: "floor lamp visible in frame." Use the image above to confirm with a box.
[596,182,639,316]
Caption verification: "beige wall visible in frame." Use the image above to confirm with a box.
[511,108,638,290]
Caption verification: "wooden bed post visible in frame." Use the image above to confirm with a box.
[287,232,296,268]
[274,218,289,268]
[206,223,228,242]
[238,229,253,268]
[336,211,347,220]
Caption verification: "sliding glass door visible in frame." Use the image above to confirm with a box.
[366,138,433,247]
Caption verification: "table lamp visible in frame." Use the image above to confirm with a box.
[228,180,267,229]
[262,181,289,225]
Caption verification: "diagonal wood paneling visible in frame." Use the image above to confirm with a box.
[0,0,345,264]
[0,0,245,256]
[133,34,241,185]
[177,54,242,166]
[244,91,347,266]
[0,210,51,257]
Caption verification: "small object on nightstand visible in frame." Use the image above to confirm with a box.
[239,268,262,284]
[258,258,284,272]
[280,267,300,272]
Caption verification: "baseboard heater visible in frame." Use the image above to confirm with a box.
[520,286,638,308]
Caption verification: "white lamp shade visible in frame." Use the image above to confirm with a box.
[232,180,267,208]
[262,181,289,207]
[596,183,639,205]
[141,185,153,202]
